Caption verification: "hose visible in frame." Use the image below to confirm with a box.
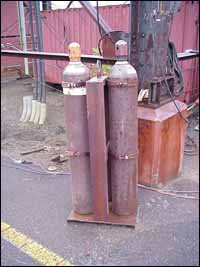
[23,95,33,122]
[1,157,198,199]
[28,1,39,101]
[167,41,184,96]
[20,96,28,122]
[39,103,47,125]
[35,1,46,104]
[33,101,41,124]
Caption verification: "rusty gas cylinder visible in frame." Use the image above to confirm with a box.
[107,40,138,216]
[62,42,93,215]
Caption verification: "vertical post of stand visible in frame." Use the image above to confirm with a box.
[86,76,109,221]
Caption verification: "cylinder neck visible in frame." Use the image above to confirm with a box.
[115,40,128,61]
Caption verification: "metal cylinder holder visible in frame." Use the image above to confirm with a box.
[107,40,138,216]
[62,42,93,215]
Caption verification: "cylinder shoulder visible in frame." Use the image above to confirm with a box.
[109,61,138,80]
[63,62,90,82]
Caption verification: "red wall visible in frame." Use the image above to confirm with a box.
[170,1,199,103]
[1,1,32,70]
[1,1,23,67]
[1,1,199,103]
[41,2,199,103]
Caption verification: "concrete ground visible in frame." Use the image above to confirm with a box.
[1,126,199,266]
[1,76,199,266]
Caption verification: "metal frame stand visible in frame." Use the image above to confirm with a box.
[67,76,136,227]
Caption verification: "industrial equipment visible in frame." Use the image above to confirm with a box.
[66,40,138,227]
[1,1,198,226]
[80,0,189,187]
[80,1,183,107]
[107,40,138,216]
[62,42,93,215]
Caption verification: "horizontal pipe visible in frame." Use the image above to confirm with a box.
[1,50,117,64]
[1,34,31,38]
[1,49,199,64]
[177,51,199,60]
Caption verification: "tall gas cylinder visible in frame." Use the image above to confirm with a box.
[62,42,93,215]
[107,40,138,216]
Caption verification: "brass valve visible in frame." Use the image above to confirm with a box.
[69,42,81,62]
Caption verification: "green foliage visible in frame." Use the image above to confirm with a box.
[91,47,112,76]
[102,64,112,75]
[92,48,99,56]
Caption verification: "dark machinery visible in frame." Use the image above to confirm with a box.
[129,1,182,108]
[80,1,183,108]
[78,1,189,188]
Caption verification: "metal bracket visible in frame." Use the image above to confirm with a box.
[109,151,138,160]
[107,80,138,88]
[62,81,86,88]
[65,150,89,157]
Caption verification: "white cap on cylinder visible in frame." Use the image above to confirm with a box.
[115,40,128,59]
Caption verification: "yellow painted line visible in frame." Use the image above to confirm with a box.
[1,221,74,266]
[1,222,11,232]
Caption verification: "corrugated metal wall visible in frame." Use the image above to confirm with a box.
[1,1,23,68]
[1,1,31,71]
[41,2,199,103]
[1,2,199,103]
[41,4,129,83]
[170,1,199,103]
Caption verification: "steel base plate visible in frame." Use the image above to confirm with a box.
[67,208,136,227]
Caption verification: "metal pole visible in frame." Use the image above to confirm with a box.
[79,1,112,34]
[128,1,139,68]
[67,1,73,8]
[17,1,29,75]
[29,1,39,100]
[1,50,198,63]
[35,0,46,103]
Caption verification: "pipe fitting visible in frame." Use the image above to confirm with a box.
[20,96,29,122]
[29,99,37,122]
[33,101,41,124]
[39,103,47,125]
[23,95,33,122]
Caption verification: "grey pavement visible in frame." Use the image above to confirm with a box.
[1,156,199,266]
[1,126,199,266]
[1,238,41,266]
